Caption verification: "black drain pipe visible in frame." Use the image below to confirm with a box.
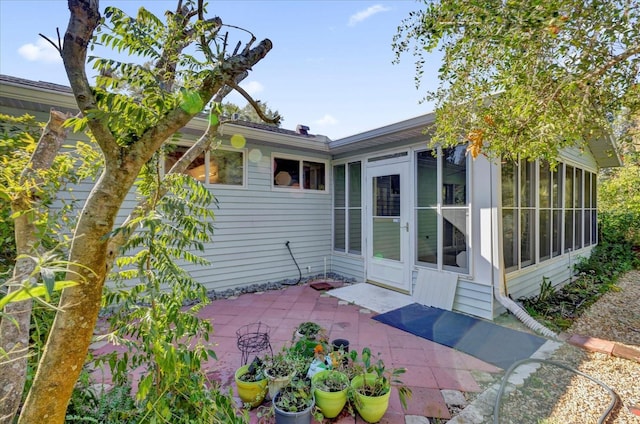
[284,241,301,285]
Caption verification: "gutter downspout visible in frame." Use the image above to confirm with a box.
[490,159,558,340]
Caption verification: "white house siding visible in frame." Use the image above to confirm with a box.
[453,279,494,319]
[330,254,365,282]
[169,141,334,292]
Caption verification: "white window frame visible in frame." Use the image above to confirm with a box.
[163,143,248,189]
[271,153,329,192]
[332,160,363,255]
[415,146,471,274]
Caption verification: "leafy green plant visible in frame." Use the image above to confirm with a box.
[348,347,412,408]
[273,376,314,413]
[312,369,349,392]
[96,159,237,422]
[294,321,323,339]
[65,371,139,423]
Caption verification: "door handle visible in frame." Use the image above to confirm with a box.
[402,222,409,232]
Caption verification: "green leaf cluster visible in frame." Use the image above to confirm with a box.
[99,157,228,422]
[394,0,640,162]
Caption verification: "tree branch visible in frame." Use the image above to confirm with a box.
[228,80,281,125]
[63,0,117,155]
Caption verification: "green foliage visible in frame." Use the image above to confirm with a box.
[0,113,101,277]
[98,156,242,422]
[393,0,640,162]
[519,232,639,332]
[0,114,41,273]
[598,162,640,247]
[348,347,412,408]
[65,372,139,423]
[70,3,232,147]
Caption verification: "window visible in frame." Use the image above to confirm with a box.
[164,145,245,187]
[416,146,469,273]
[502,159,597,272]
[273,155,327,190]
[333,162,362,254]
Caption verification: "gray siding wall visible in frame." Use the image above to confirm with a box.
[330,254,365,282]
[169,141,334,291]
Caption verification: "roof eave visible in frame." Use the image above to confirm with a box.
[587,134,622,168]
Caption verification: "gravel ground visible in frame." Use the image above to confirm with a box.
[494,270,640,424]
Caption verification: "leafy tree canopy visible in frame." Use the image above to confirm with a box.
[394,0,640,163]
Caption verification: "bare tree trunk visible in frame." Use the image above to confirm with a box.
[0,110,72,424]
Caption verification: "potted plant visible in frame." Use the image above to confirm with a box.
[349,347,412,423]
[264,350,298,400]
[311,369,350,419]
[234,357,268,408]
[273,376,315,424]
[294,321,324,340]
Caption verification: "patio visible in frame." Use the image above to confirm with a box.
[196,281,503,422]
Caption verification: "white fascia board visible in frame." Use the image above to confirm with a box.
[329,112,436,149]
[1,82,77,110]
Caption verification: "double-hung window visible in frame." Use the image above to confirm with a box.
[333,161,362,254]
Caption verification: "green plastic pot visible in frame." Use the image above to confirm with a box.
[311,370,348,418]
[234,365,268,408]
[350,373,391,423]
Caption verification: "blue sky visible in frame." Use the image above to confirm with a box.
[0,1,440,140]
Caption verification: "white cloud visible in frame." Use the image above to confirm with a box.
[18,39,61,64]
[314,114,338,126]
[240,80,264,96]
[348,4,391,26]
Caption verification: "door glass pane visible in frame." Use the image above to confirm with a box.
[442,209,468,272]
[374,175,400,216]
[334,209,345,251]
[503,209,517,269]
[417,209,437,266]
[442,146,467,205]
[334,165,345,207]
[348,212,362,254]
[372,174,400,261]
[348,162,361,206]
[417,151,437,207]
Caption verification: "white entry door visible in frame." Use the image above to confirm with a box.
[366,160,411,293]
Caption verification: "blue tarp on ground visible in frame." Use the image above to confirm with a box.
[372,303,547,370]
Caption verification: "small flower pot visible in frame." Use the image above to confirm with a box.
[351,373,391,423]
[273,391,315,424]
[312,370,349,419]
[234,365,268,408]
[265,367,296,400]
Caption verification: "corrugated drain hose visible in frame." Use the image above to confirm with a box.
[284,241,301,286]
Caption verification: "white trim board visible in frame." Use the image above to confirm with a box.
[328,283,413,313]
[413,268,458,310]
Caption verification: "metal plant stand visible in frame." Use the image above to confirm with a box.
[236,321,273,366]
